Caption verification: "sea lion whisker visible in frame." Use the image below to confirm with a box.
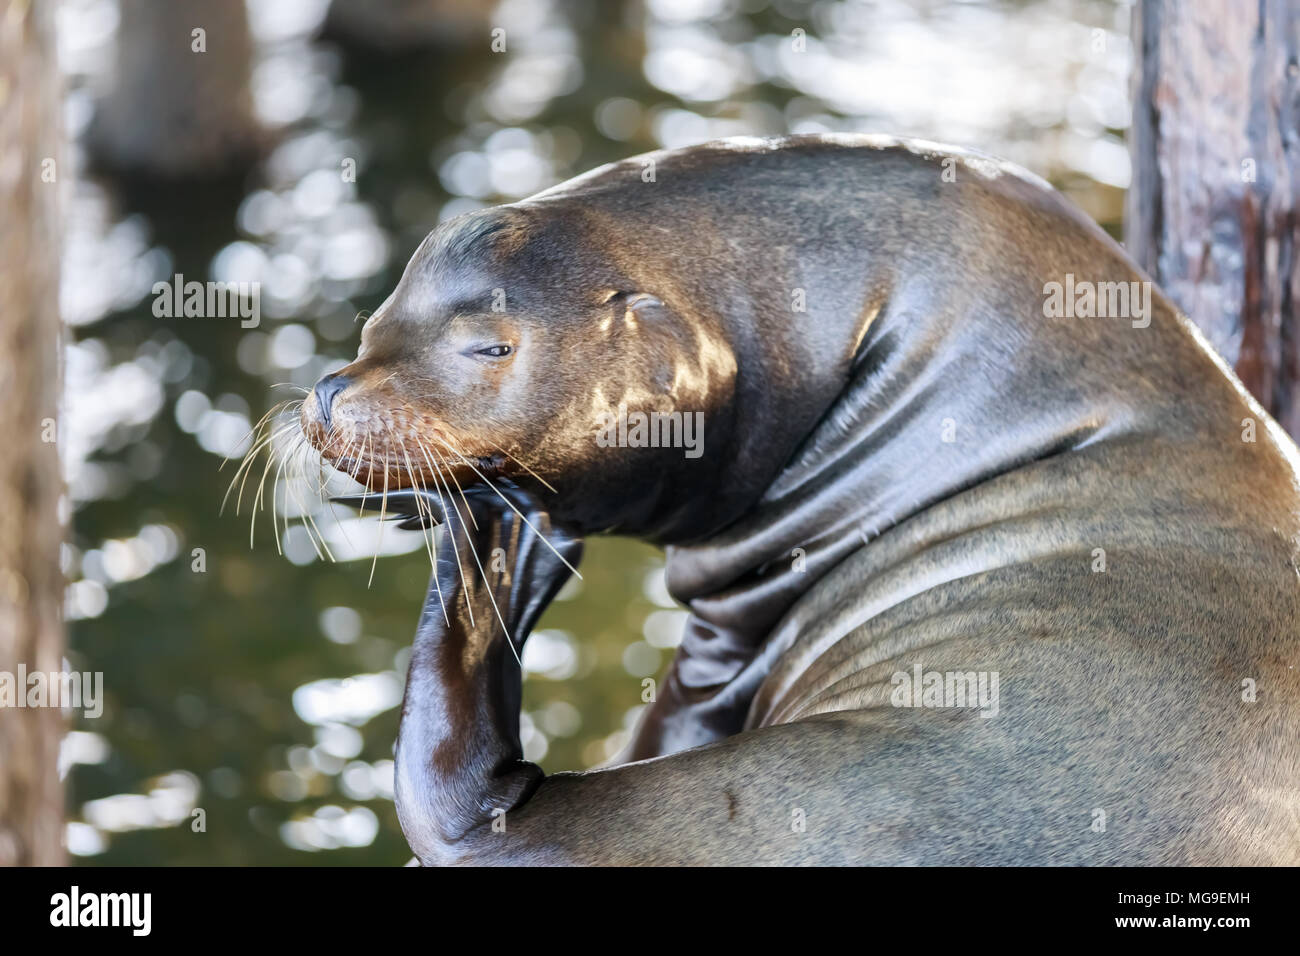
[368,443,393,589]
[223,413,300,516]
[269,435,308,559]
[278,432,316,534]
[416,436,503,634]
[248,421,298,550]
[272,437,297,554]
[373,369,401,390]
[488,445,556,494]
[247,399,303,449]
[279,439,307,554]
[426,441,479,532]
[409,474,441,569]
[431,437,582,580]
[430,458,521,665]
[356,432,376,507]
[330,433,363,492]
[385,386,549,488]
[379,396,548,491]
[412,436,475,629]
[461,412,558,494]
[233,400,302,479]
[396,439,437,557]
[287,440,337,564]
[220,399,295,474]
[321,435,362,553]
[399,439,455,628]
[222,423,287,517]
[304,423,341,498]
[278,441,313,559]
[272,431,316,557]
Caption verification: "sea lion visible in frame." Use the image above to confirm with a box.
[302,134,1300,865]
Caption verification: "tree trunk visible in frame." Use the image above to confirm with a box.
[325,0,490,51]
[1126,0,1300,437]
[89,0,261,178]
[0,0,66,866]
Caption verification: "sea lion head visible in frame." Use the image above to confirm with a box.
[301,202,740,541]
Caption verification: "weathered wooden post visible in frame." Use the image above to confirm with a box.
[1126,0,1300,437]
[0,0,66,866]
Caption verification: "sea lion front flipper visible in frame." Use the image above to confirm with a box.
[330,488,450,529]
[393,482,583,859]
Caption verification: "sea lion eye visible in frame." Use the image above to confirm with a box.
[476,344,513,358]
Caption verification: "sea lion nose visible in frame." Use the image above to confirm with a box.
[312,372,351,429]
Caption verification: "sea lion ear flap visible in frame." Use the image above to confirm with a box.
[625,293,665,313]
[602,290,667,316]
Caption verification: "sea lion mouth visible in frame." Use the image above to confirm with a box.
[329,487,447,530]
[321,444,509,493]
[297,397,514,494]
[322,446,521,533]
[329,481,515,530]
